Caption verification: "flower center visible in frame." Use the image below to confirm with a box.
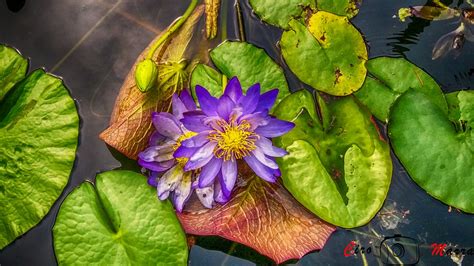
[208,119,258,161]
[173,131,197,165]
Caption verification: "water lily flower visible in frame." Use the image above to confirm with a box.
[138,90,213,212]
[176,77,294,202]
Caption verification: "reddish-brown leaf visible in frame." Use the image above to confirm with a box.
[100,6,205,159]
[177,173,336,264]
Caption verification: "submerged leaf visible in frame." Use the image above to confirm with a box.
[0,69,79,249]
[317,0,362,18]
[280,12,367,96]
[248,0,315,29]
[0,45,28,101]
[178,173,335,264]
[100,6,204,159]
[210,41,290,105]
[53,171,188,265]
[389,90,474,213]
[355,57,447,122]
[274,90,392,228]
[399,6,460,21]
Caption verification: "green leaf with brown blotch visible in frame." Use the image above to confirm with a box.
[280,12,367,96]
[317,0,362,18]
[100,5,204,159]
[248,0,315,29]
[177,169,335,264]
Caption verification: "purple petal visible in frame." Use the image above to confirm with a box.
[147,172,159,187]
[239,111,270,130]
[138,144,175,162]
[149,131,166,146]
[217,95,235,120]
[172,171,193,212]
[184,142,217,171]
[255,118,295,138]
[196,184,214,209]
[196,85,219,116]
[244,155,279,182]
[252,148,279,169]
[255,89,279,112]
[152,112,183,140]
[139,159,175,172]
[240,83,260,114]
[181,111,212,132]
[157,165,183,200]
[223,76,243,103]
[179,89,197,111]
[181,131,210,148]
[172,93,188,119]
[214,177,230,204]
[220,159,237,198]
[198,157,222,187]
[255,137,288,157]
[173,145,198,159]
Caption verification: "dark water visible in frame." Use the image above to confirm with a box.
[0,0,473,265]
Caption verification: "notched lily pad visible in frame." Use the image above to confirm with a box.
[355,57,447,122]
[0,45,28,101]
[389,90,473,213]
[274,90,392,228]
[210,41,290,104]
[280,12,367,96]
[0,68,79,249]
[53,170,188,265]
[249,0,315,29]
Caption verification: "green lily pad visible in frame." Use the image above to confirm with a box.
[355,57,447,122]
[53,170,188,265]
[190,63,223,98]
[274,90,392,228]
[280,12,367,96]
[210,41,290,104]
[317,0,362,18]
[0,45,28,101]
[0,69,79,249]
[248,0,315,29]
[389,90,473,213]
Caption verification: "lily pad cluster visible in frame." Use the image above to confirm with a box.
[0,45,79,249]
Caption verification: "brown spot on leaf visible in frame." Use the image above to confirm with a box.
[334,68,343,84]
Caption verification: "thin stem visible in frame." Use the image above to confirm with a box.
[221,0,228,41]
[235,0,246,42]
[146,0,199,59]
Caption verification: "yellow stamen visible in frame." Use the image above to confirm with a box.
[173,131,197,165]
[208,119,258,161]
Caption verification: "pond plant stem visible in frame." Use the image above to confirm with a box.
[235,0,246,42]
[146,0,198,59]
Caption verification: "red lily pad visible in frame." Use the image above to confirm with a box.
[177,169,336,264]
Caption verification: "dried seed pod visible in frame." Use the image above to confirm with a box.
[205,0,220,39]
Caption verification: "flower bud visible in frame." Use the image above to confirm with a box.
[135,59,158,92]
